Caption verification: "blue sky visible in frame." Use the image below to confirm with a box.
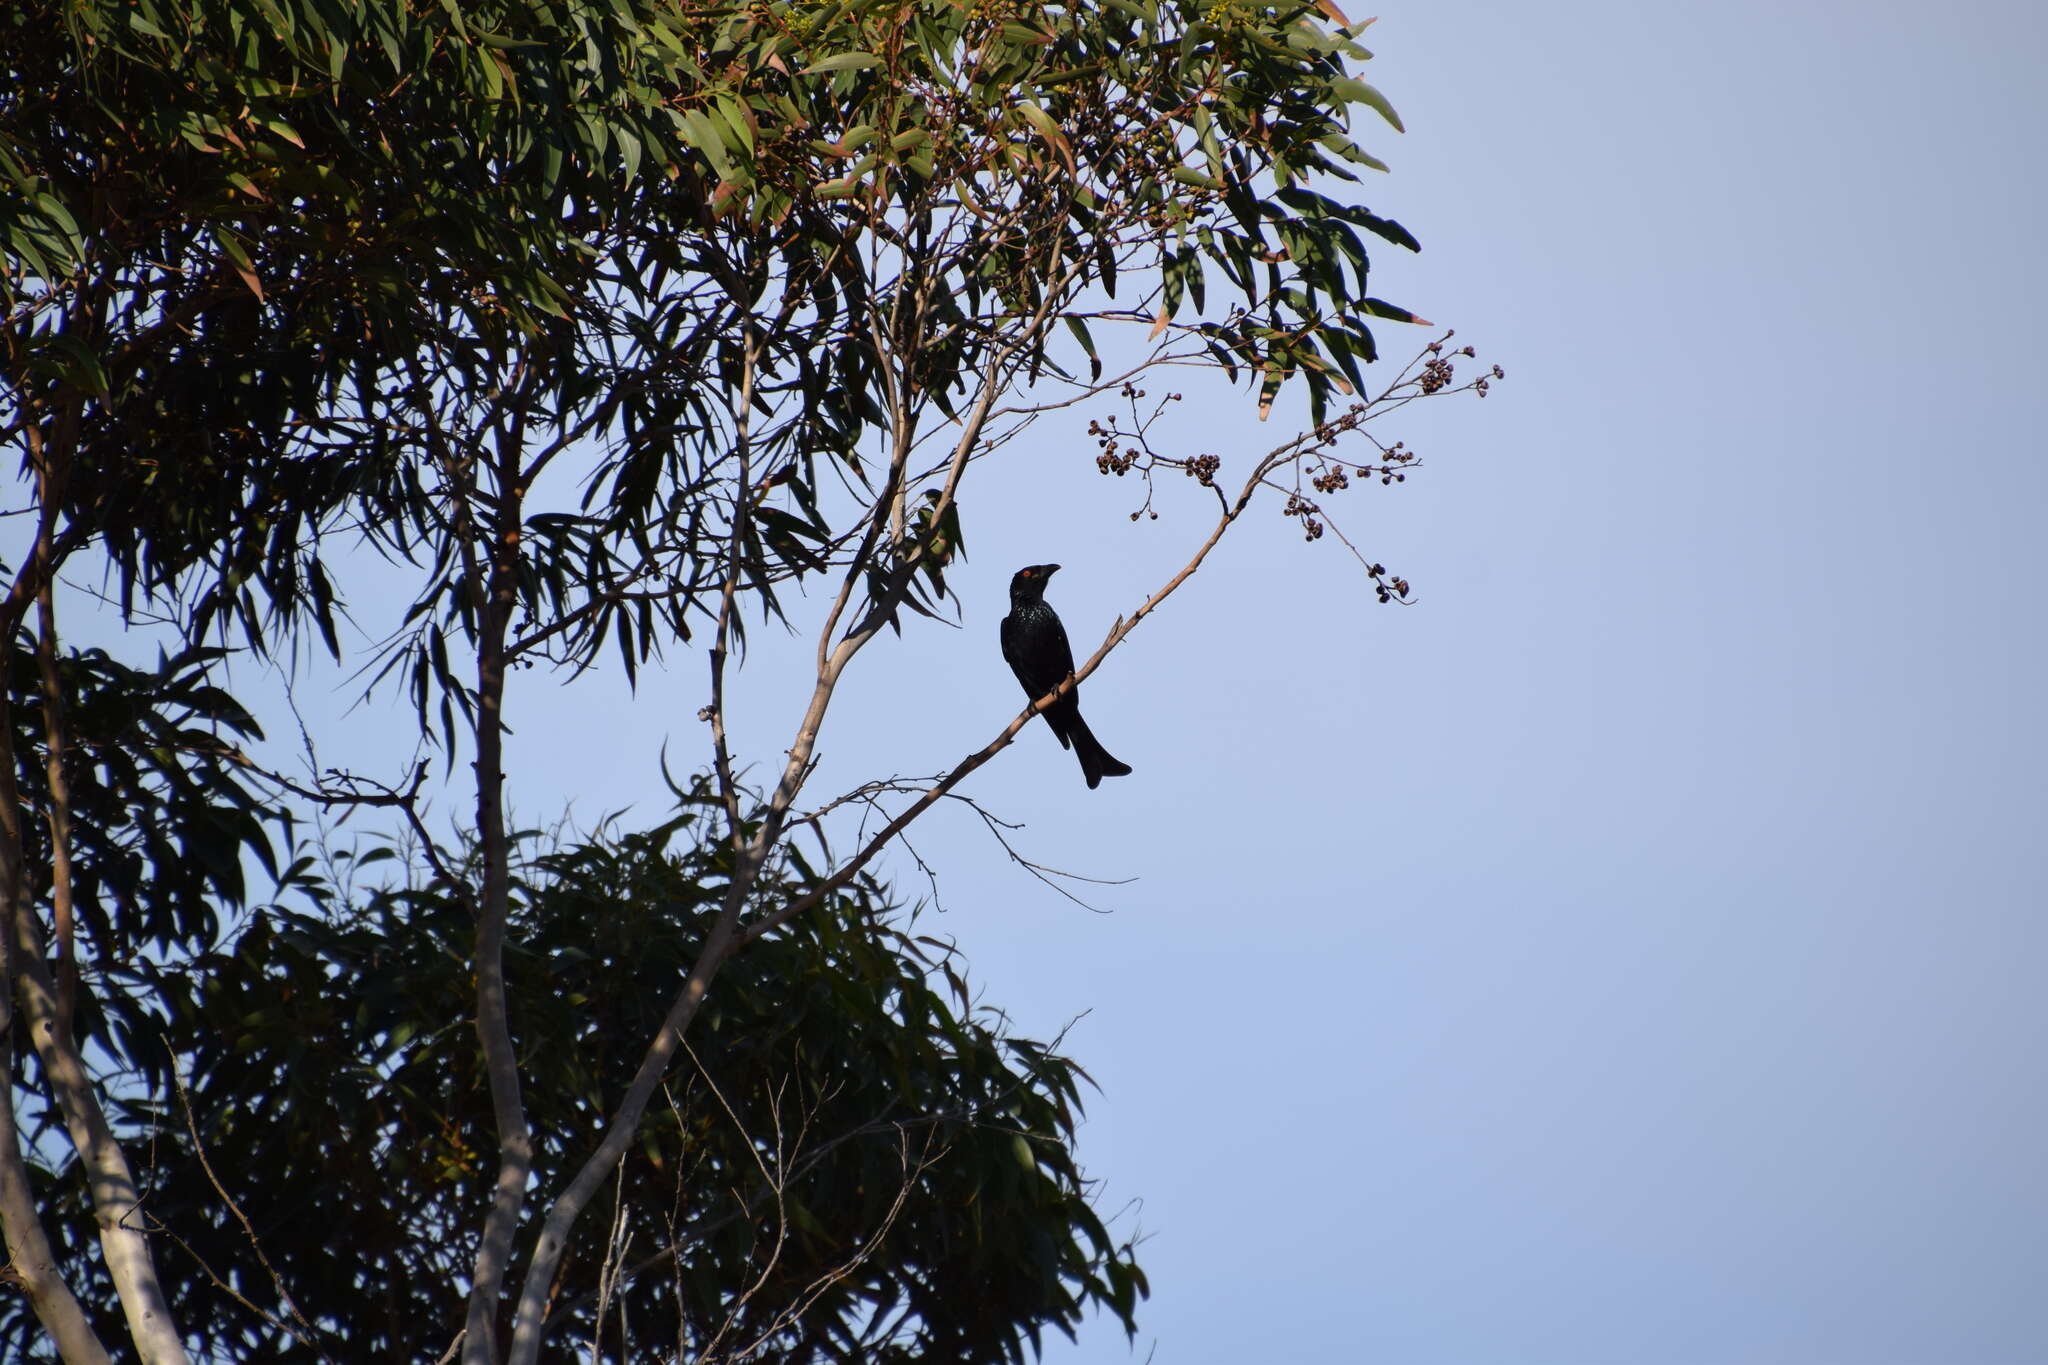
[984,4,2045,1361]
[15,2,2045,1361]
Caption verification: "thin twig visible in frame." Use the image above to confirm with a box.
[168,1062,334,1363]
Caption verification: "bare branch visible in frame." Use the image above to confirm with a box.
[724,1125,941,1365]
[0,970,111,1365]
[503,248,1094,1365]
[3,771,191,1364]
[740,435,1271,949]
[168,1065,334,1363]
[707,327,762,848]
[462,396,539,1365]
[0,441,191,1362]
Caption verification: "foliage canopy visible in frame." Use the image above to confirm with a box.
[0,0,1486,1360]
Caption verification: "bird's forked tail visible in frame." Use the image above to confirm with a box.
[1069,715,1132,790]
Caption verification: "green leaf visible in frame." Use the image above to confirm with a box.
[1360,297,1432,325]
[1319,134,1390,173]
[800,50,881,74]
[1000,21,1056,46]
[1333,77,1405,132]
[1016,101,1075,172]
[33,192,81,241]
[1064,316,1102,381]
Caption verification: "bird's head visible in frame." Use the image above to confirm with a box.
[1008,563,1060,603]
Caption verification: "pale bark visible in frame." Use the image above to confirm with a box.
[461,423,536,1365]
[0,438,191,1365]
[0,683,113,1365]
[3,760,190,1365]
[502,272,1078,1365]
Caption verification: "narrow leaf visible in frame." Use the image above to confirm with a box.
[801,51,882,74]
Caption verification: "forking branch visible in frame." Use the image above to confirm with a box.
[502,253,1094,1363]
[741,330,1500,948]
[501,322,1493,1362]
[2,0,1475,1354]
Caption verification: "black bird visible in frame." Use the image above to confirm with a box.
[1001,564,1132,790]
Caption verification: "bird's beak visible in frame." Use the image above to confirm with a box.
[1045,564,1062,576]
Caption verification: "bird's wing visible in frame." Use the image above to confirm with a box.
[1045,612,1077,677]
[999,613,1026,676]
[1002,609,1077,699]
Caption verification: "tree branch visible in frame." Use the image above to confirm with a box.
[502,261,1087,1365]
[0,684,111,1365]
[740,438,1275,949]
[462,394,539,1365]
[168,1065,333,1363]
[1,380,191,1365]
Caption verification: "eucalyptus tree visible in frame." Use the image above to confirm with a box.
[2,0,1496,1360]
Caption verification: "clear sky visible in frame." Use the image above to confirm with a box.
[17,2,2047,1361]
[989,4,2047,1361]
